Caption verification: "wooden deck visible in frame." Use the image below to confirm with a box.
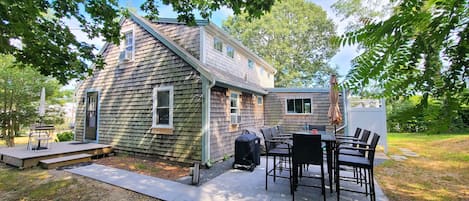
[0,141,112,169]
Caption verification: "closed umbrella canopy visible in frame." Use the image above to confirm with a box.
[38,87,46,117]
[328,75,342,130]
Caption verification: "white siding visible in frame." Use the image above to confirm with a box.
[203,30,274,88]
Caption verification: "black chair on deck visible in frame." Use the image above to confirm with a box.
[292,134,326,201]
[336,133,381,201]
[336,127,362,141]
[338,129,371,157]
[260,128,293,193]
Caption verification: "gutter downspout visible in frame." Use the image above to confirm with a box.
[201,76,216,166]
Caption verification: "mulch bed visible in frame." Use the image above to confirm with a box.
[93,155,190,181]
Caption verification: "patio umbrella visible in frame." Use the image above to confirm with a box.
[328,75,342,134]
[38,87,46,122]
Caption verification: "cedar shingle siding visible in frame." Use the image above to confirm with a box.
[264,92,345,133]
[209,87,264,161]
[75,19,203,163]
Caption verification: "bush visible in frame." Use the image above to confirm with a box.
[56,131,74,142]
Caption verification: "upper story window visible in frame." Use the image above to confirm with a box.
[214,37,223,52]
[226,45,235,58]
[267,73,271,78]
[153,86,174,128]
[230,92,241,124]
[248,59,254,69]
[257,96,263,105]
[286,98,311,114]
[123,30,134,61]
[259,67,264,75]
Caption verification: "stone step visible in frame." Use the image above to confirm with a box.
[39,154,92,169]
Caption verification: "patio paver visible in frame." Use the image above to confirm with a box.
[67,157,389,201]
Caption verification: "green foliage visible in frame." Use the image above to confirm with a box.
[56,131,74,142]
[338,0,468,131]
[1,0,277,84]
[223,0,338,87]
[387,95,469,133]
[0,54,63,146]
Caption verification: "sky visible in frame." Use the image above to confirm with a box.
[67,0,359,88]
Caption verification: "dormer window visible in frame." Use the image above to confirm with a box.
[226,45,234,58]
[214,37,223,52]
[123,30,134,60]
[248,59,254,69]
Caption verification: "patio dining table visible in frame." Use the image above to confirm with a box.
[290,131,336,193]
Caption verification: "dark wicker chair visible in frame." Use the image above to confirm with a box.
[260,128,292,193]
[336,127,362,141]
[336,133,381,201]
[292,134,326,201]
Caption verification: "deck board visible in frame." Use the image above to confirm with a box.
[0,141,112,168]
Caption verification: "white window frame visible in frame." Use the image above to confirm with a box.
[226,45,235,58]
[213,37,223,52]
[230,92,241,124]
[257,96,263,105]
[285,98,312,115]
[152,86,174,128]
[121,27,135,61]
[259,66,264,75]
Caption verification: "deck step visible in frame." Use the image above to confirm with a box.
[39,154,92,169]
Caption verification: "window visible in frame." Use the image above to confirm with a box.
[267,73,271,78]
[230,92,241,124]
[153,86,174,128]
[286,98,311,114]
[257,96,263,105]
[123,30,134,60]
[259,67,264,75]
[226,45,235,58]
[214,37,223,52]
[248,59,254,69]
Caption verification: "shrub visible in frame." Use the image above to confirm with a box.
[56,131,74,142]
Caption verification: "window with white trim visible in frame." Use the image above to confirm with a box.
[123,30,134,60]
[286,98,311,114]
[214,37,223,52]
[257,96,263,105]
[259,66,264,75]
[230,92,241,124]
[153,86,174,128]
[226,45,235,58]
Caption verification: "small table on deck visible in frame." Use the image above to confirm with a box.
[291,131,336,193]
[28,125,55,151]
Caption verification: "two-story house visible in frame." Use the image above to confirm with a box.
[74,12,343,164]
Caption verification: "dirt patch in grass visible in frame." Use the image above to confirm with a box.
[375,134,469,201]
[93,155,190,181]
[0,163,159,201]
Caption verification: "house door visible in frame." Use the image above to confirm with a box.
[85,91,98,142]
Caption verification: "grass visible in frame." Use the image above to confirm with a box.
[375,133,469,201]
[0,136,30,147]
[0,163,159,201]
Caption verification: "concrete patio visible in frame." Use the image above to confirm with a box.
[67,156,388,201]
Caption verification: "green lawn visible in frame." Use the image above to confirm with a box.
[376,133,469,201]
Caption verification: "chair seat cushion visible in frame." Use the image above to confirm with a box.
[275,143,289,149]
[339,149,364,156]
[268,147,290,156]
[338,155,371,168]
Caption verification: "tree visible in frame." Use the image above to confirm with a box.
[223,0,338,87]
[331,0,394,32]
[339,0,468,131]
[0,54,62,146]
[1,0,277,84]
